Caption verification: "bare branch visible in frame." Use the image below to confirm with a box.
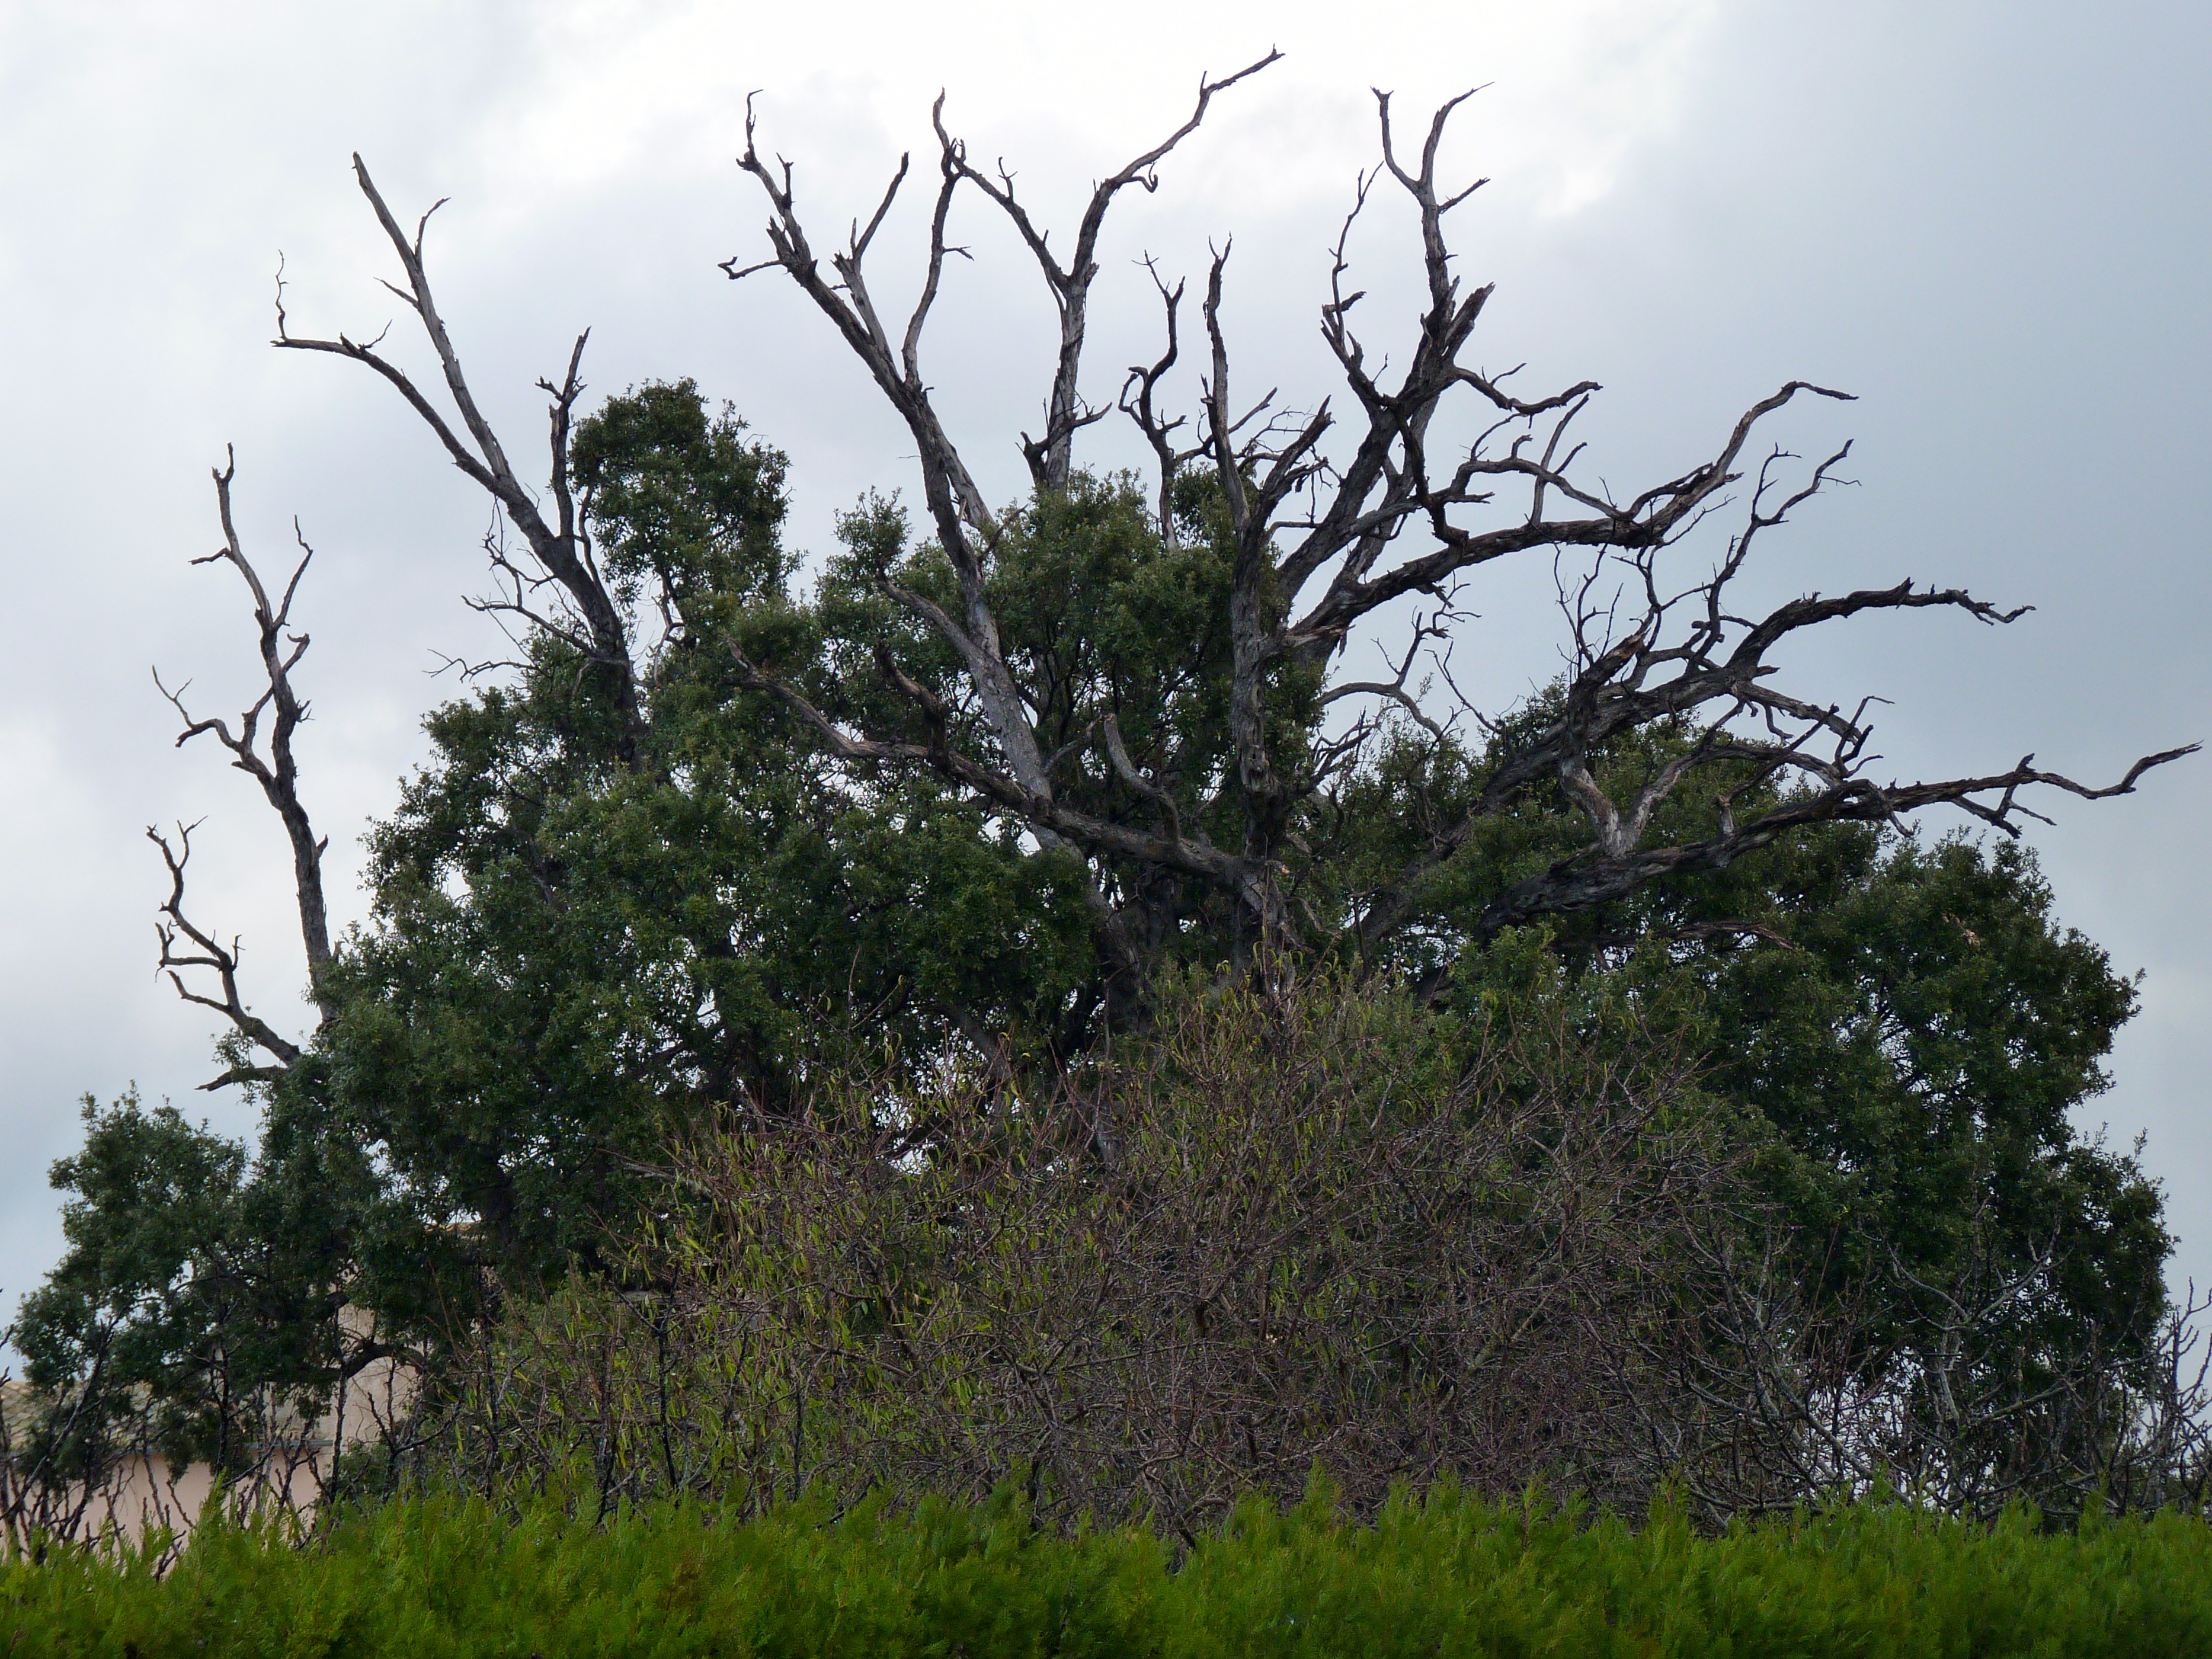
[153,456,334,1046]
[1101,713,1185,844]
[276,157,642,763]
[731,98,1049,800]
[1119,261,1198,543]
[939,50,1282,492]
[147,821,302,1082]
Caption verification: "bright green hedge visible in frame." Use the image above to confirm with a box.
[5,1486,2209,1657]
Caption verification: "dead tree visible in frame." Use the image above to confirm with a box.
[719,64,2193,971]
[151,453,334,1089]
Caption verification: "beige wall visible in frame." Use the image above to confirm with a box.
[1,1309,419,1546]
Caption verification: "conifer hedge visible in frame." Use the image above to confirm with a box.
[5,1487,2209,1656]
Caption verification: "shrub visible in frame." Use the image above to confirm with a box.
[426,972,1747,1534]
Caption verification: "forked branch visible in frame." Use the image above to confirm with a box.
[274,159,642,763]
[148,819,299,1089]
[937,50,1281,491]
[151,456,335,1065]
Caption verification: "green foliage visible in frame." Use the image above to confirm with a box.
[9,1093,361,1482]
[1692,832,2165,1353]
[309,392,1103,1293]
[6,1488,2212,1657]
[806,468,1317,976]
[17,1095,244,1402]
[1450,820,2168,1366]
[568,376,792,617]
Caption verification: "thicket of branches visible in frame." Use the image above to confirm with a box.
[401,975,2212,1536]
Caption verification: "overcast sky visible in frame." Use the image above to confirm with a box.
[2,1,2207,1347]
